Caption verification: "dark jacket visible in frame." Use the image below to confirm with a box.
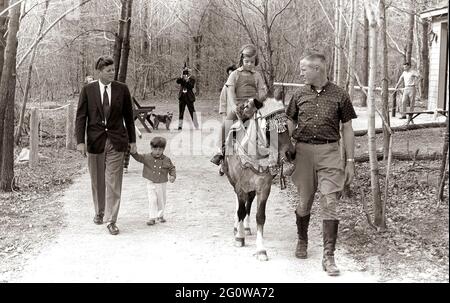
[131,153,176,183]
[75,80,136,154]
[176,76,196,103]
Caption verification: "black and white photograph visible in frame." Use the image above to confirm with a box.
[0,0,448,290]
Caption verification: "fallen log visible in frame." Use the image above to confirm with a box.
[354,122,445,137]
[355,150,442,162]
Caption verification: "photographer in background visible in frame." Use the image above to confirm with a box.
[176,68,199,130]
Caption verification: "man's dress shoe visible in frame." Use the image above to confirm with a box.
[107,223,119,235]
[93,215,103,225]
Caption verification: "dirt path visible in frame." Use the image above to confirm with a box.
[10,121,381,283]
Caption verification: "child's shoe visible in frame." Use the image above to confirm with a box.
[146,219,156,225]
[157,217,166,223]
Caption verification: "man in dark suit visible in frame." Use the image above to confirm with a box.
[176,68,199,130]
[75,56,136,235]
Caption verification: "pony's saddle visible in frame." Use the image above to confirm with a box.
[226,98,288,175]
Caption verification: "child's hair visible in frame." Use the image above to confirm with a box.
[95,56,114,71]
[150,136,167,148]
[238,44,259,67]
[226,64,237,74]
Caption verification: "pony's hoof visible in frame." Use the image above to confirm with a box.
[255,250,268,261]
[233,227,237,235]
[245,227,252,235]
[235,237,245,247]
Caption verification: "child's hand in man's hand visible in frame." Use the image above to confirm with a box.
[129,143,137,154]
[169,176,176,183]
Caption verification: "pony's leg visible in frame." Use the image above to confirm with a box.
[255,187,271,261]
[233,196,239,235]
[244,191,256,235]
[235,193,247,247]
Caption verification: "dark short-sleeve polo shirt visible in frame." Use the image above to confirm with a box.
[285,81,357,142]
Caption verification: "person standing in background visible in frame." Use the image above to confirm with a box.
[394,62,421,119]
[176,68,199,130]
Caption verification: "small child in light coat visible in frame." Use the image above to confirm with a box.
[131,136,176,225]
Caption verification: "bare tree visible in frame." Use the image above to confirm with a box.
[438,116,449,202]
[114,0,127,81]
[221,0,294,91]
[364,0,385,229]
[379,0,390,161]
[347,0,357,99]
[0,0,8,81]
[420,1,430,98]
[118,0,133,82]
[334,0,346,87]
[0,1,21,192]
[361,3,369,107]
[15,0,49,146]
[405,1,415,63]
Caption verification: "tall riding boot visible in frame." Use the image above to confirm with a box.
[322,220,340,276]
[295,213,310,259]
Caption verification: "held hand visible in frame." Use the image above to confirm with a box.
[129,143,137,154]
[344,161,355,186]
[76,143,86,157]
[169,175,176,183]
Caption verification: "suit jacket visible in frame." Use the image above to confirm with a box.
[75,80,136,154]
[176,76,196,103]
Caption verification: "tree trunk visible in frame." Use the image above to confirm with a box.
[355,150,443,162]
[379,0,390,161]
[0,0,8,82]
[334,0,340,83]
[263,0,275,93]
[118,0,133,83]
[0,3,20,192]
[405,3,415,64]
[361,4,369,107]
[354,122,446,136]
[113,0,127,81]
[421,18,429,99]
[335,0,344,87]
[1,60,16,191]
[15,0,49,146]
[336,0,345,87]
[193,35,202,96]
[438,117,449,201]
[347,0,358,100]
[365,1,385,229]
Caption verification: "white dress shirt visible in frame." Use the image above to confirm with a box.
[98,80,112,106]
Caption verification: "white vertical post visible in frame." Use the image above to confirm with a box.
[30,107,39,167]
[66,102,75,150]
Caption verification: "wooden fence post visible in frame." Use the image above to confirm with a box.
[30,107,39,167]
[66,102,75,150]
[392,91,397,117]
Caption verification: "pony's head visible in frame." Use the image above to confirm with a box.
[236,99,263,121]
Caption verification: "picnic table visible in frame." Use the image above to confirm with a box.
[404,109,448,125]
[132,97,155,133]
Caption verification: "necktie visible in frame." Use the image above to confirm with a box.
[103,85,110,122]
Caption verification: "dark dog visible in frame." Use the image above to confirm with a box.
[152,112,173,130]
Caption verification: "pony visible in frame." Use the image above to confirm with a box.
[222,97,293,261]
